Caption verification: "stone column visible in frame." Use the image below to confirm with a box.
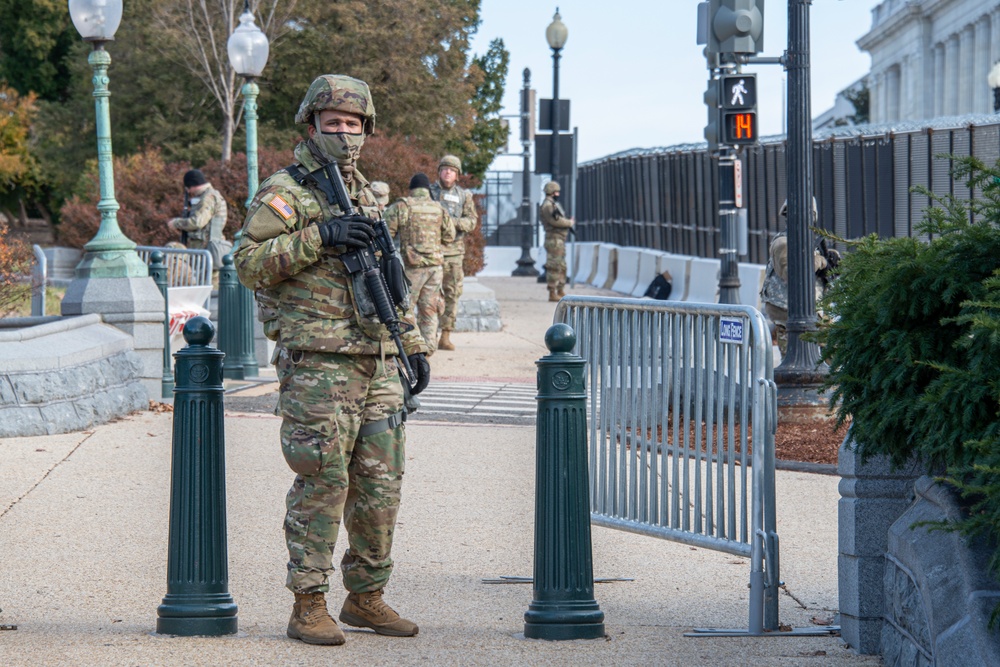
[934,43,946,118]
[959,25,975,114]
[869,72,882,124]
[887,67,901,122]
[992,10,1000,74]
[838,435,924,654]
[946,35,960,115]
[976,17,992,114]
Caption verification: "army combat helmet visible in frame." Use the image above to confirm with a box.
[543,181,561,195]
[438,154,463,174]
[295,75,376,134]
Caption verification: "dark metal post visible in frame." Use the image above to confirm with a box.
[514,67,539,277]
[233,235,259,378]
[524,323,605,640]
[157,316,238,636]
[776,0,827,417]
[551,47,561,192]
[148,251,174,398]
[218,254,246,380]
[718,149,741,304]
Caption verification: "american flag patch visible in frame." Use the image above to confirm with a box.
[267,194,294,219]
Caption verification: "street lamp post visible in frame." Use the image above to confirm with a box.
[542,9,568,283]
[989,62,1000,113]
[63,0,166,400]
[775,0,826,419]
[223,1,269,379]
[513,68,539,277]
[66,0,145,278]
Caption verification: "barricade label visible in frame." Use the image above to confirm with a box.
[719,317,745,345]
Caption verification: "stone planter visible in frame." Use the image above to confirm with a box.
[0,314,147,438]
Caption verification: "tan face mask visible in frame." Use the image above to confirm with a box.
[311,118,365,165]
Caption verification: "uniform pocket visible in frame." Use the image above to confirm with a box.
[280,423,328,476]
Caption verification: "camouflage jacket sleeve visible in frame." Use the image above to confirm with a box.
[540,199,573,229]
[233,181,326,290]
[172,189,219,232]
[455,188,478,233]
[441,205,457,245]
[384,200,406,239]
[400,309,430,356]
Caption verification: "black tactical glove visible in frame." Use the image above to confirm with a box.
[825,248,841,271]
[407,353,430,395]
[317,214,375,249]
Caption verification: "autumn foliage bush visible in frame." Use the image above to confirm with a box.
[58,145,295,248]
[0,218,32,316]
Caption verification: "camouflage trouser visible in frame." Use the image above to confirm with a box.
[763,302,788,354]
[275,348,405,595]
[544,235,567,290]
[440,254,464,331]
[407,265,443,355]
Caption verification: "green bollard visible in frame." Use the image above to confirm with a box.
[156,316,238,636]
[148,251,174,398]
[524,323,605,640]
[217,254,245,380]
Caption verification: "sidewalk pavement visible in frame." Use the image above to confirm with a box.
[0,277,879,666]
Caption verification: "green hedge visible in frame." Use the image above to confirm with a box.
[819,154,1000,592]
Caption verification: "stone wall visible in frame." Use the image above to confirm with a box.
[0,315,148,438]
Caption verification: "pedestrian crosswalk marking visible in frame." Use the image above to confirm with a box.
[411,382,539,423]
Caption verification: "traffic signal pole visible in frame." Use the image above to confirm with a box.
[717,147,741,304]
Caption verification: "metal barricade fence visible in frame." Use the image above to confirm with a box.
[31,244,47,317]
[554,295,779,635]
[135,246,213,288]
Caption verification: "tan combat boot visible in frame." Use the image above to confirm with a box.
[548,288,560,302]
[438,329,456,351]
[557,285,566,298]
[339,589,419,637]
[287,592,346,645]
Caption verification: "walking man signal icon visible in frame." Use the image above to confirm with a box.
[730,79,748,106]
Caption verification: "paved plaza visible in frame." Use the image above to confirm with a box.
[0,277,880,666]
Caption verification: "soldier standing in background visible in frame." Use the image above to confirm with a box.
[168,169,231,268]
[539,180,575,302]
[370,181,390,212]
[429,154,478,351]
[385,172,456,354]
[234,74,429,646]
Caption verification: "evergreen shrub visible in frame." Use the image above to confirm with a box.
[819,154,1000,593]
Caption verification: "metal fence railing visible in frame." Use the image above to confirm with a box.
[31,244,47,317]
[554,296,779,635]
[575,118,1000,264]
[135,246,213,288]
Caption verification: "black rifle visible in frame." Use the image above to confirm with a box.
[179,191,191,247]
[323,164,416,385]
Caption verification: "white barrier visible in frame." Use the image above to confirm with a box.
[630,249,667,297]
[611,246,643,294]
[738,263,766,310]
[657,254,691,301]
[591,244,619,290]
[573,242,600,284]
[685,257,721,303]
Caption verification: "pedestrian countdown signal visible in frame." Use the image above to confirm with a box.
[720,73,757,146]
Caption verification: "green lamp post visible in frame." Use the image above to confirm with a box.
[222,1,268,378]
[67,0,146,278]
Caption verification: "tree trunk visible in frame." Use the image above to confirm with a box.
[221,112,234,163]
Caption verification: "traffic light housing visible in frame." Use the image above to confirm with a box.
[719,73,758,146]
[705,0,765,55]
[704,77,720,150]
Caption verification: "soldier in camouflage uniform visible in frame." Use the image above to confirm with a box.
[384,172,456,354]
[760,199,831,354]
[168,169,231,267]
[370,181,390,212]
[429,154,477,351]
[539,180,575,302]
[234,75,429,646]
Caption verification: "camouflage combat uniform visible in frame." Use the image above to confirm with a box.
[384,188,455,354]
[430,175,477,333]
[540,191,574,294]
[234,139,428,596]
[170,184,228,250]
[759,232,828,354]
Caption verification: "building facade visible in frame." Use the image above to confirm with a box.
[858,0,1000,123]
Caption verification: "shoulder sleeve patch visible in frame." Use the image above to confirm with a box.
[267,194,295,220]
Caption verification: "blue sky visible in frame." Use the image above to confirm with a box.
[471,0,874,167]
